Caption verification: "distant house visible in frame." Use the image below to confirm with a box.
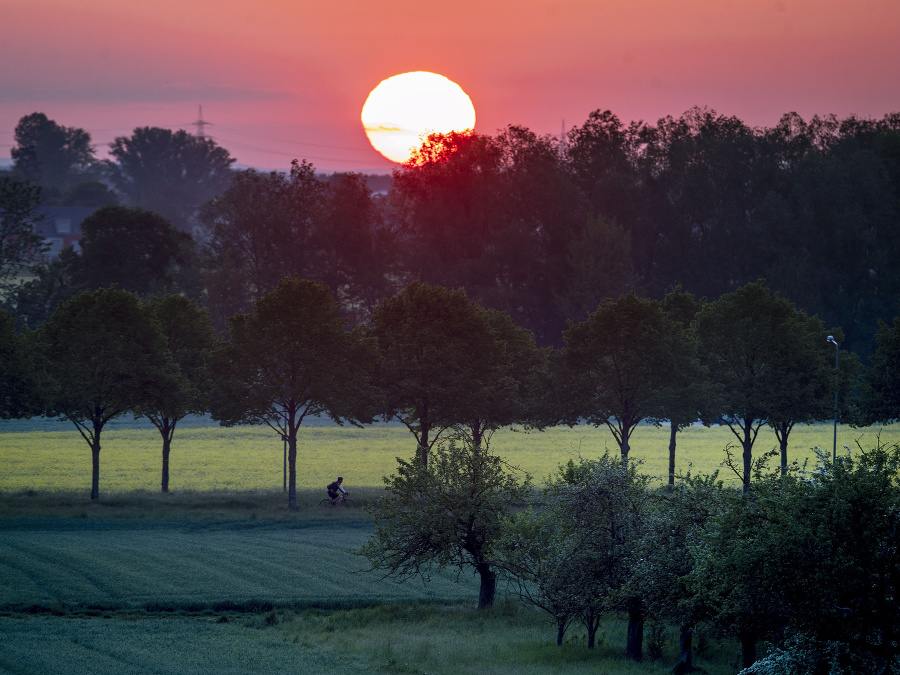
[34,206,98,257]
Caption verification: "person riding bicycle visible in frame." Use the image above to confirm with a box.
[327,477,347,505]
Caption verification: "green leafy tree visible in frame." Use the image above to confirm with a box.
[360,433,530,609]
[859,317,900,423]
[552,456,651,659]
[76,205,199,297]
[497,455,651,654]
[137,295,220,493]
[694,281,850,489]
[4,247,85,328]
[0,308,43,419]
[107,127,235,231]
[659,286,710,486]
[492,507,581,645]
[688,473,803,670]
[34,287,180,500]
[630,473,726,672]
[199,161,326,324]
[371,281,544,464]
[11,112,96,192]
[0,176,47,290]
[210,275,376,509]
[559,292,696,466]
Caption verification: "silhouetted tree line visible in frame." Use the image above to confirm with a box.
[3,107,900,360]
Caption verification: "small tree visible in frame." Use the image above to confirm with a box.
[137,295,219,492]
[210,275,376,509]
[360,433,530,609]
[497,454,650,654]
[493,507,581,645]
[35,287,180,500]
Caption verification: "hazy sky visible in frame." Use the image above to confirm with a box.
[2,0,899,173]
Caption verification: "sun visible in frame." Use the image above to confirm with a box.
[361,71,476,164]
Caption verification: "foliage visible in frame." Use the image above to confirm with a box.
[210,275,376,508]
[76,205,199,296]
[360,433,531,609]
[860,317,900,423]
[0,176,47,289]
[694,281,846,489]
[0,308,43,419]
[559,292,697,465]
[106,126,236,231]
[137,294,220,492]
[199,162,392,328]
[371,281,546,463]
[11,112,96,192]
[496,454,651,654]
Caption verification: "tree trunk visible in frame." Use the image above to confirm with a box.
[742,423,753,494]
[780,434,788,477]
[476,562,495,609]
[625,598,644,661]
[556,617,567,646]
[621,436,630,467]
[90,440,101,501]
[288,436,297,509]
[585,611,601,649]
[676,623,693,673]
[739,628,757,670]
[669,424,678,488]
[161,437,170,493]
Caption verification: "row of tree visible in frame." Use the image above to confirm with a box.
[3,107,900,359]
[363,433,900,673]
[3,275,899,503]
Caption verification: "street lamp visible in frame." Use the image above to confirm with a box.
[827,335,839,463]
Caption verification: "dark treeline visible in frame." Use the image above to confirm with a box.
[3,108,900,359]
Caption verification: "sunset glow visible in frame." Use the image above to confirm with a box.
[1,0,899,172]
[361,72,476,164]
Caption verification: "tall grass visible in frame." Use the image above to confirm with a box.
[2,422,896,494]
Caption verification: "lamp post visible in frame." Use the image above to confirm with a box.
[827,335,839,463]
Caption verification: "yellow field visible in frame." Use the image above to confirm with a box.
[1,423,897,494]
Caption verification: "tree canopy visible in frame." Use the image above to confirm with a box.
[210,275,376,508]
[107,126,235,231]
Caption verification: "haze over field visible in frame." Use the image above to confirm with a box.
[3,0,899,172]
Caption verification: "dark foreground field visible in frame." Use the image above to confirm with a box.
[0,491,737,674]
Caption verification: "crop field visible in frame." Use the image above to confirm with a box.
[1,420,897,495]
[0,515,736,674]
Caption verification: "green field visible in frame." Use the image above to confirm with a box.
[0,513,736,674]
[2,422,895,496]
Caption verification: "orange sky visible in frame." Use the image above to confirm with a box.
[2,0,899,173]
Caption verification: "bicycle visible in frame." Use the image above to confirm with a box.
[318,494,355,508]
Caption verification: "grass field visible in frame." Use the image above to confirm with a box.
[1,421,897,495]
[0,512,737,675]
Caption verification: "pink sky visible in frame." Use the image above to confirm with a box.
[2,0,899,173]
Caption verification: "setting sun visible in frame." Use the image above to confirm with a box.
[361,71,476,164]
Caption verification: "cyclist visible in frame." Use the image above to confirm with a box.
[327,477,347,505]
